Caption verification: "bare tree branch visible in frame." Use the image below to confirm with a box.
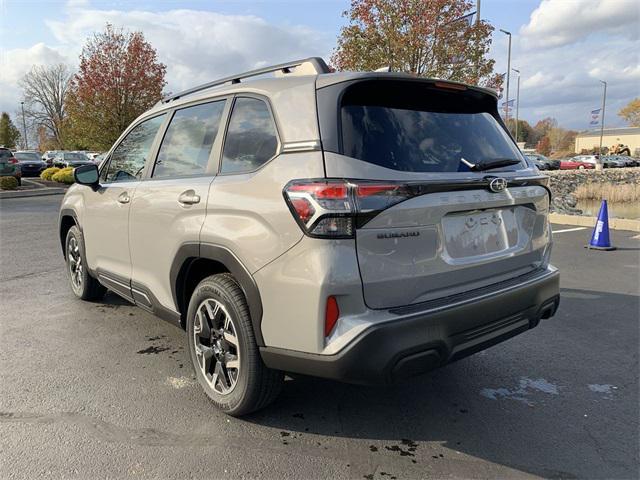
[19,64,73,149]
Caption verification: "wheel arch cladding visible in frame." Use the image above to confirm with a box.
[171,243,265,345]
[59,209,79,258]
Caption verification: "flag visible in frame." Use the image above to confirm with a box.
[446,12,476,64]
[589,108,601,127]
[455,12,476,28]
[501,99,515,111]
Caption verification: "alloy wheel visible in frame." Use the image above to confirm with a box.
[193,299,241,395]
[67,237,83,291]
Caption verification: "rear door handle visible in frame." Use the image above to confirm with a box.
[117,192,130,204]
[178,190,201,205]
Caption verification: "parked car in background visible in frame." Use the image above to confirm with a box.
[14,151,47,177]
[524,153,560,170]
[610,155,638,167]
[561,157,595,170]
[92,153,107,167]
[0,147,21,185]
[86,152,101,161]
[53,151,93,168]
[601,156,626,168]
[42,150,61,166]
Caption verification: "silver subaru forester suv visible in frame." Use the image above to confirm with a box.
[60,58,559,416]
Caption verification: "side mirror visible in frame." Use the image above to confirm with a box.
[74,163,100,187]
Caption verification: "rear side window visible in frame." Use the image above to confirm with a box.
[153,100,226,178]
[340,81,524,173]
[220,97,278,174]
[103,114,165,183]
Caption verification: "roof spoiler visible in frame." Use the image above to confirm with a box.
[161,57,331,104]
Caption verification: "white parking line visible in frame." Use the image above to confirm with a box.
[552,227,588,234]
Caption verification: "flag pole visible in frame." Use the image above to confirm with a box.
[500,30,512,125]
[597,80,607,170]
[512,68,520,142]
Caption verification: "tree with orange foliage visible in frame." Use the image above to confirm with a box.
[332,0,500,88]
[66,24,166,150]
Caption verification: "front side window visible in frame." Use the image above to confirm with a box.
[103,114,166,183]
[153,101,225,179]
[220,97,278,174]
[340,81,525,173]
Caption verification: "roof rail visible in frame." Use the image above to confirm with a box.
[162,57,330,104]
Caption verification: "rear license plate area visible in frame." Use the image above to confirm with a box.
[442,208,519,259]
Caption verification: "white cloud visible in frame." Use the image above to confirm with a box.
[520,0,640,48]
[1,1,637,131]
[0,43,72,114]
[491,1,640,130]
[44,8,332,95]
[0,7,332,114]
[520,0,639,49]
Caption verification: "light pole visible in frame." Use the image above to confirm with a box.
[512,68,520,142]
[597,80,607,170]
[475,0,481,82]
[500,29,512,124]
[20,101,28,150]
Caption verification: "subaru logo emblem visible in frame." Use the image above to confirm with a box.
[489,177,508,193]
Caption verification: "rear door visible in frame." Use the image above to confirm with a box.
[128,99,229,313]
[318,79,551,309]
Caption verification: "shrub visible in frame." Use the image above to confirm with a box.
[51,167,75,184]
[40,167,61,181]
[0,176,19,190]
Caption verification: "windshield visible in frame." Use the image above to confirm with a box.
[340,81,524,173]
[15,152,41,162]
[66,153,87,162]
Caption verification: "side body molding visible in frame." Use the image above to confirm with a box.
[170,243,265,346]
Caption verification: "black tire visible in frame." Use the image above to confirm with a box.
[187,273,283,416]
[65,225,106,301]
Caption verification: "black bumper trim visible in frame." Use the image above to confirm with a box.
[260,268,559,385]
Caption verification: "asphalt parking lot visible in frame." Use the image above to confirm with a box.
[1,195,638,479]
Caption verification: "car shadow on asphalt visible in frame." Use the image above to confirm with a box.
[243,288,639,479]
[101,290,134,306]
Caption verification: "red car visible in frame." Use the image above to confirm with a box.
[560,157,596,170]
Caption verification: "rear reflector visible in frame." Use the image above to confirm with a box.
[325,296,339,337]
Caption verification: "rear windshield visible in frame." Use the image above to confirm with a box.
[66,153,87,161]
[0,150,12,159]
[340,81,524,173]
[15,152,40,162]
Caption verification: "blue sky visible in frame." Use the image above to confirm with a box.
[1,0,638,130]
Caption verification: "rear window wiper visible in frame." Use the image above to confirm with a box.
[460,157,522,171]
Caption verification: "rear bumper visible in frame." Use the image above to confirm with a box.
[261,266,559,384]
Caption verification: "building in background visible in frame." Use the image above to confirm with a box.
[574,127,640,155]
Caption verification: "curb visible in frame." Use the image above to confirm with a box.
[0,188,66,199]
[550,213,640,232]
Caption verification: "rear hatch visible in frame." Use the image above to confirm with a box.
[316,77,551,309]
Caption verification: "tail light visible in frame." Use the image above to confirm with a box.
[8,157,18,164]
[283,179,414,238]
